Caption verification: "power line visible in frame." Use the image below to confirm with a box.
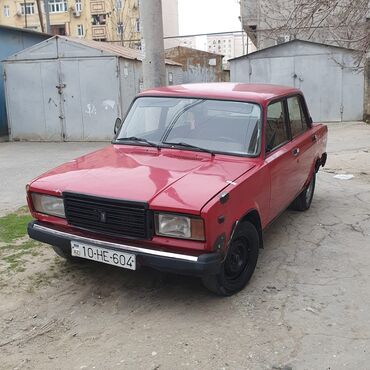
[107,23,367,44]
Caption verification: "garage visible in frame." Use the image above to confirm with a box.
[3,36,182,141]
[230,40,365,122]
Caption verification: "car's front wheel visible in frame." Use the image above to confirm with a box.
[202,221,259,296]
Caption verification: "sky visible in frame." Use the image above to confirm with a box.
[178,0,242,36]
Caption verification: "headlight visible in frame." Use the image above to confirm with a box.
[31,193,65,218]
[155,213,205,241]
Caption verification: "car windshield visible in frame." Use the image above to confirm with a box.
[115,97,262,156]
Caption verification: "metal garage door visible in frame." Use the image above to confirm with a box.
[5,57,120,141]
[242,52,364,122]
[294,55,342,122]
[4,61,62,140]
[61,57,120,141]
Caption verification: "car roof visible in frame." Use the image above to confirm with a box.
[139,83,301,104]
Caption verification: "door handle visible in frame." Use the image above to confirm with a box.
[312,134,317,142]
[292,147,300,157]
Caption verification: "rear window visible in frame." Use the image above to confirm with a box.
[287,96,308,137]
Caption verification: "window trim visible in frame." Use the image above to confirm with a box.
[75,0,82,12]
[76,24,84,37]
[21,2,35,15]
[286,94,310,139]
[49,0,68,13]
[4,5,10,17]
[264,98,290,156]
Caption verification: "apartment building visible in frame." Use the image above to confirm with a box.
[206,33,255,67]
[240,0,369,51]
[0,0,178,48]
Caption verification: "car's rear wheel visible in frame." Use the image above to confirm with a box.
[202,221,259,296]
[291,172,316,211]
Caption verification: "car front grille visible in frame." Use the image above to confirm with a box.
[63,192,150,239]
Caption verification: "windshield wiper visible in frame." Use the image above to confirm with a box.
[164,141,215,156]
[115,136,160,149]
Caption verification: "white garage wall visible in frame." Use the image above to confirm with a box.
[230,41,364,122]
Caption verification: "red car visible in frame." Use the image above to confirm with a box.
[27,83,327,295]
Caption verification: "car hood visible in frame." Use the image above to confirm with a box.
[30,145,256,214]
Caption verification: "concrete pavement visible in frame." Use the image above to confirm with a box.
[0,122,370,369]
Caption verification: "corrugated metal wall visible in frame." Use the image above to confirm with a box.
[230,41,365,122]
[4,37,183,141]
[0,28,50,136]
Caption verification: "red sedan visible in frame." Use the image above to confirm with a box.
[27,83,328,295]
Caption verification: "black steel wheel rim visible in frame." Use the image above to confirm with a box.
[306,176,314,203]
[224,237,250,280]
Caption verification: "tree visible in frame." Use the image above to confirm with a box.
[257,0,369,63]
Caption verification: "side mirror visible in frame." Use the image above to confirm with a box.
[114,117,122,135]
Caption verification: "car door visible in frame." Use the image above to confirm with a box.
[264,99,297,221]
[286,95,315,192]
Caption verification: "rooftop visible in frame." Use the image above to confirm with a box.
[0,24,52,37]
[139,83,300,103]
[229,39,357,62]
[58,36,182,66]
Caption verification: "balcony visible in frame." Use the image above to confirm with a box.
[92,25,107,39]
[90,1,105,15]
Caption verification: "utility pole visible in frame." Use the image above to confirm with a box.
[45,0,51,34]
[36,0,45,32]
[139,0,166,89]
[23,0,28,28]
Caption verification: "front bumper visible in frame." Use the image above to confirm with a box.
[28,221,222,276]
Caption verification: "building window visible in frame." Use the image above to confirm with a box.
[3,5,10,16]
[135,17,140,32]
[21,3,35,15]
[117,22,123,35]
[77,24,84,37]
[115,0,122,10]
[50,24,66,35]
[75,0,82,12]
[92,14,106,25]
[168,72,173,85]
[49,0,68,13]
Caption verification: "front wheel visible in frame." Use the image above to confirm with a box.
[291,172,316,211]
[202,221,259,296]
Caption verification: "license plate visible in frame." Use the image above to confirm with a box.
[71,241,136,270]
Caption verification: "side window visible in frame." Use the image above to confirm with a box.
[287,96,308,137]
[266,101,289,152]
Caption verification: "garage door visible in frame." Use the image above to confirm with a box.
[294,55,342,122]
[5,58,120,141]
[61,57,121,141]
[243,53,364,122]
[4,61,62,141]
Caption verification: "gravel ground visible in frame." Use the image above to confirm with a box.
[0,122,369,370]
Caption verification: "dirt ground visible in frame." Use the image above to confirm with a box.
[0,122,370,370]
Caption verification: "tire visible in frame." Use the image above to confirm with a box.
[291,172,316,211]
[202,221,259,296]
[52,245,85,263]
